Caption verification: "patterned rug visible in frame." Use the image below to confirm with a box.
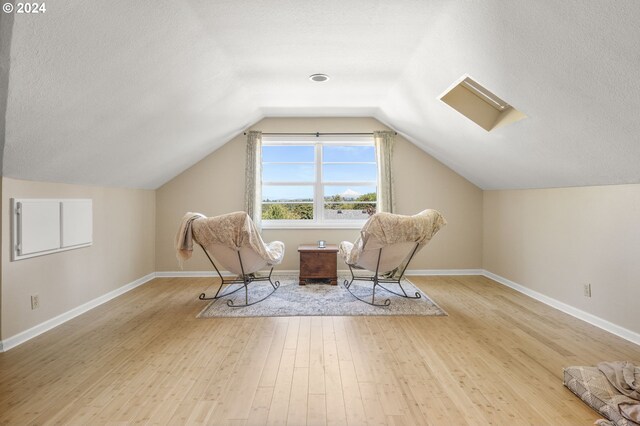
[197,275,447,318]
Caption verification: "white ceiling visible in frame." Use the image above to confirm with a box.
[3,0,640,189]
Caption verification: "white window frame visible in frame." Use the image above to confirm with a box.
[261,136,377,229]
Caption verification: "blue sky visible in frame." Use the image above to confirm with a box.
[262,145,377,201]
[262,145,375,163]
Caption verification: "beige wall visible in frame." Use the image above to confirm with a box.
[156,117,483,272]
[483,184,640,335]
[1,177,156,340]
[2,117,637,345]
[0,178,3,341]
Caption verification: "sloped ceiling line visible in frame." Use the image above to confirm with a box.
[0,8,15,175]
[2,1,640,190]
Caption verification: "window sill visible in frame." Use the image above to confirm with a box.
[262,221,365,230]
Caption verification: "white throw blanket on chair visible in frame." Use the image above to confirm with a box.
[175,211,284,269]
[340,209,447,268]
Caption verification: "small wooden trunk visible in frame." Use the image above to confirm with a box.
[298,244,338,285]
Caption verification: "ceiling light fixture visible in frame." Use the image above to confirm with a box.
[309,73,330,82]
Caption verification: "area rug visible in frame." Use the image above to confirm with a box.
[197,276,447,318]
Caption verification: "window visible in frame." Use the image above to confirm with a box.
[261,137,377,228]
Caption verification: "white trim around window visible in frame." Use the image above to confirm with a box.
[261,136,377,229]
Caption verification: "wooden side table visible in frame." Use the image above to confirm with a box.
[298,244,339,285]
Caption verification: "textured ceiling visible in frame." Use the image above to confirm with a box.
[3,0,640,189]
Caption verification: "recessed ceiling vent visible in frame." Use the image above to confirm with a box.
[309,73,330,82]
[440,76,526,131]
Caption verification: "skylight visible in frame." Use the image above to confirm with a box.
[440,76,526,131]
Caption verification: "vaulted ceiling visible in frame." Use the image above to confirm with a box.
[2,0,639,189]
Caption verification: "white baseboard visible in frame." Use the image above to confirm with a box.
[156,270,227,277]
[406,269,484,276]
[4,269,637,351]
[156,270,301,278]
[482,270,640,346]
[156,269,481,278]
[0,272,156,352]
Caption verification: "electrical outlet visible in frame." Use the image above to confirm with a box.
[583,283,592,297]
[31,294,40,310]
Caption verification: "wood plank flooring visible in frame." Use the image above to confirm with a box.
[1,275,638,425]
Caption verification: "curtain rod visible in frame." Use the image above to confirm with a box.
[242,131,397,136]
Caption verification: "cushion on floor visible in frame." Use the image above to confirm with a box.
[564,366,640,426]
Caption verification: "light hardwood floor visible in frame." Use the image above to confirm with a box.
[1,275,639,425]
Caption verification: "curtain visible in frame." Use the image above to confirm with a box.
[374,130,395,213]
[245,130,262,229]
